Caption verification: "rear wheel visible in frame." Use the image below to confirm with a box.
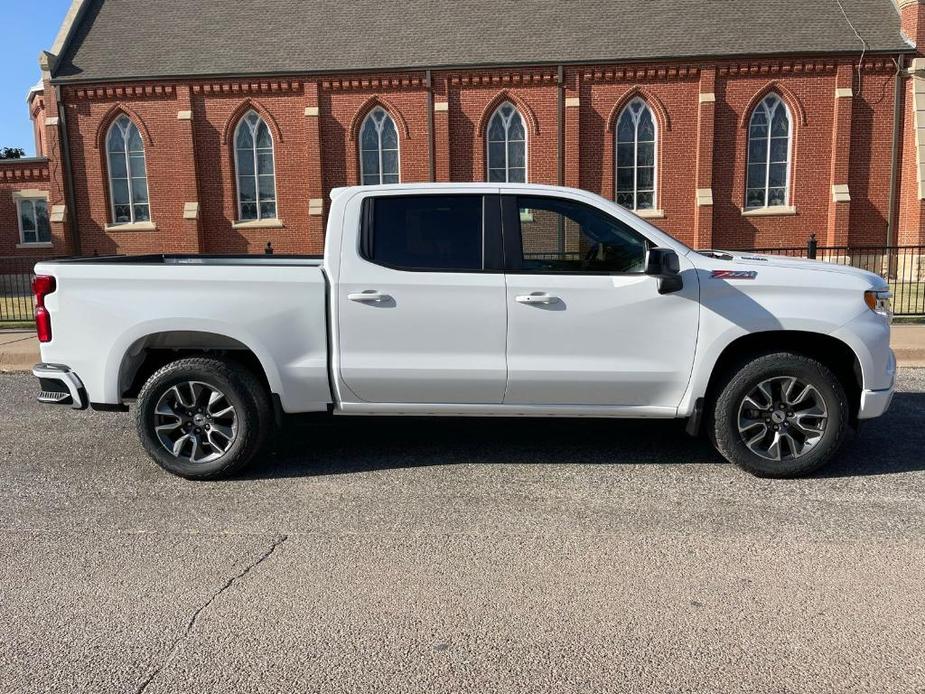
[134,357,270,479]
[710,352,849,478]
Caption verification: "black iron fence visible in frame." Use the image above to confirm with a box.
[733,237,925,316]
[0,256,51,324]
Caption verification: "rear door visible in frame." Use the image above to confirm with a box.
[502,194,700,408]
[336,191,508,404]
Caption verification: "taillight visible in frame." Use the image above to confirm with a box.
[32,275,56,343]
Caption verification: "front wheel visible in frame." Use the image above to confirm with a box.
[134,357,270,479]
[710,352,850,478]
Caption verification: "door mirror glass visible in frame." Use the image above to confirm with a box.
[645,247,683,294]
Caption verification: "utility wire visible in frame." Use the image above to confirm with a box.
[833,0,869,96]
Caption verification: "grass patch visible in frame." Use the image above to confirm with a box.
[0,294,34,323]
[890,282,925,316]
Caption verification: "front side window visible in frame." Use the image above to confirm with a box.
[515,196,648,274]
[363,195,484,271]
[360,107,400,185]
[615,98,657,211]
[487,102,526,183]
[17,198,51,244]
[746,94,791,208]
[106,116,150,224]
[235,111,278,221]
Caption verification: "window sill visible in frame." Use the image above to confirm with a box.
[634,208,665,219]
[16,242,53,249]
[105,221,157,232]
[741,206,797,217]
[232,218,285,230]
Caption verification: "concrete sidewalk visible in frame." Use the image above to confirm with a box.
[0,331,40,372]
[2,326,925,373]
[892,324,925,366]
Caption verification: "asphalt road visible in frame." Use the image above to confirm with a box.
[1,370,924,693]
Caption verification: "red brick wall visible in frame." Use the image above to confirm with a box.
[0,159,54,257]
[713,68,834,249]
[192,82,316,254]
[4,54,921,258]
[579,65,701,247]
[65,87,197,256]
[848,69,900,246]
[445,70,559,185]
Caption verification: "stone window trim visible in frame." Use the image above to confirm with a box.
[233,110,279,223]
[614,97,659,213]
[104,221,158,232]
[13,190,52,247]
[476,90,540,139]
[349,96,411,142]
[232,218,285,230]
[485,101,528,183]
[359,106,401,186]
[744,93,794,211]
[105,115,153,227]
[741,205,798,217]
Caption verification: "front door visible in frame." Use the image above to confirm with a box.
[502,194,700,409]
[337,192,507,404]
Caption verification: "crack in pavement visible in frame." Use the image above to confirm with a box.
[133,533,288,694]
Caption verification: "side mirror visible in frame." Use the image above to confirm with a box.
[645,247,683,295]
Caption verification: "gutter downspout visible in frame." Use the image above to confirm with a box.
[556,65,566,253]
[886,54,905,250]
[557,65,565,186]
[425,69,435,182]
[55,85,81,257]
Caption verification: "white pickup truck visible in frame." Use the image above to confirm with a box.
[31,183,895,479]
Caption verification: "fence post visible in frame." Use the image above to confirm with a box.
[807,233,817,260]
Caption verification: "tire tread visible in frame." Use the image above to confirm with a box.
[134,356,270,480]
[711,351,849,478]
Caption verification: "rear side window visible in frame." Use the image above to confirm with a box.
[363,195,484,271]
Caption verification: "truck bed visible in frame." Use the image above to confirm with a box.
[33,254,332,413]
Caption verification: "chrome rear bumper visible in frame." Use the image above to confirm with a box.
[32,363,87,410]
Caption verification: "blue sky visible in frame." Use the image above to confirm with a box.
[0,0,72,156]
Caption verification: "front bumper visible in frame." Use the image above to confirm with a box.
[32,363,87,410]
[857,348,896,420]
[858,386,894,419]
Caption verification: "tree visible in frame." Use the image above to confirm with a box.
[0,147,26,160]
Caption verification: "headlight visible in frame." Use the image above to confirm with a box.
[864,289,892,319]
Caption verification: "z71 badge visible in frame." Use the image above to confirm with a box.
[711,270,758,280]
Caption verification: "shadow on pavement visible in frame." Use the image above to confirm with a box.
[242,391,925,480]
[249,416,720,479]
[820,392,925,478]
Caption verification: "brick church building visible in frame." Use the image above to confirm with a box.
[3,0,925,261]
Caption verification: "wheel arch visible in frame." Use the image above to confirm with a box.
[117,330,276,402]
[702,330,863,419]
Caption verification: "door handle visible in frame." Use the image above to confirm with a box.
[348,291,392,303]
[515,293,560,305]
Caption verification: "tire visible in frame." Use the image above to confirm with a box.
[134,357,271,479]
[710,352,849,478]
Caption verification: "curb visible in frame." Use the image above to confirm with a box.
[0,357,36,373]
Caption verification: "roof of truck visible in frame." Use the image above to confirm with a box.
[51,0,912,83]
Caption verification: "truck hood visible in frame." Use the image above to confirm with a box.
[695,249,887,289]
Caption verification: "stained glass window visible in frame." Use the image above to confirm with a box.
[746,94,791,208]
